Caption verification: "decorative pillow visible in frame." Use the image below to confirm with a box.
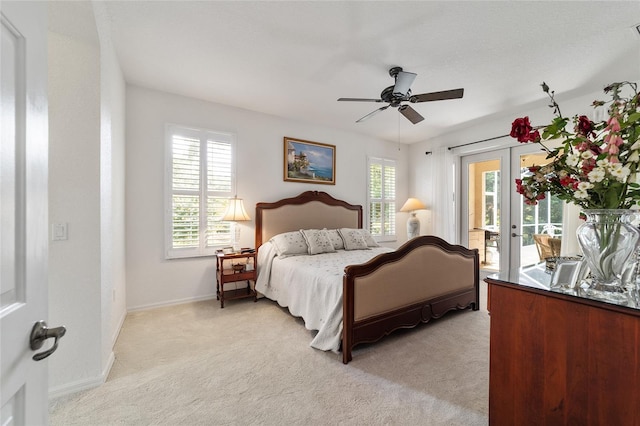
[270,231,308,258]
[360,228,380,247]
[338,228,369,250]
[324,228,345,250]
[300,229,336,255]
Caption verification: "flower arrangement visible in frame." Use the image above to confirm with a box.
[510,81,640,210]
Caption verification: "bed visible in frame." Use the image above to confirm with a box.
[255,191,480,364]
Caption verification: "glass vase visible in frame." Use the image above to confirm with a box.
[576,209,640,303]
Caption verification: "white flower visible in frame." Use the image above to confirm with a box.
[628,151,640,163]
[534,172,546,183]
[577,181,594,191]
[588,168,606,183]
[596,158,610,168]
[566,153,580,167]
[574,189,589,199]
[631,140,640,150]
[610,164,631,182]
[580,150,594,160]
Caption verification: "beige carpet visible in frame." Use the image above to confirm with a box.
[50,282,489,425]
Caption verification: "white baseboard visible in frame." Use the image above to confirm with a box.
[48,351,115,399]
[127,293,216,312]
[49,311,123,400]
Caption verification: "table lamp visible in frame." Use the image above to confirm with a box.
[400,197,426,239]
[222,197,251,252]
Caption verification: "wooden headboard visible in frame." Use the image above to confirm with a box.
[255,191,363,248]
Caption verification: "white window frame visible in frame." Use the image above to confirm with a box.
[367,156,396,242]
[164,124,236,259]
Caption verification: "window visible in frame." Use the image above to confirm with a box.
[482,170,499,230]
[165,124,235,258]
[368,157,396,241]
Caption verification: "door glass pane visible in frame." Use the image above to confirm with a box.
[468,160,501,272]
[518,152,564,267]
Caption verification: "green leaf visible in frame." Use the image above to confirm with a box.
[628,112,640,123]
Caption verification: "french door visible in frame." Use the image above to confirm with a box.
[460,144,566,281]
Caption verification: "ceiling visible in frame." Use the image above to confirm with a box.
[96,1,639,144]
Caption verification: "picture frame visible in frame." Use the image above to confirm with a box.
[550,257,587,293]
[284,137,335,185]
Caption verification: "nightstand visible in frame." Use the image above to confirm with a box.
[215,251,257,308]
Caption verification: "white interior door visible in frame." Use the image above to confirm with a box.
[1,2,50,424]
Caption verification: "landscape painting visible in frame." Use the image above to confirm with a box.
[284,137,335,184]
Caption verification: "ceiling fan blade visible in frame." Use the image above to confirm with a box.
[356,105,390,123]
[398,104,424,124]
[393,71,417,97]
[410,88,464,103]
[337,97,384,102]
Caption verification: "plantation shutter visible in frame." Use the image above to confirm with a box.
[383,162,396,236]
[368,157,396,240]
[206,140,233,248]
[166,125,235,258]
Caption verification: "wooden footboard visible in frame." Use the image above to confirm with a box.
[342,235,479,364]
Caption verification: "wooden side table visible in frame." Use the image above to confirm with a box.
[215,252,257,308]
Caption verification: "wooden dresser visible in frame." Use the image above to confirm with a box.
[486,271,640,425]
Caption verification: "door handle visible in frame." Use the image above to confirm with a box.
[511,232,522,237]
[30,320,66,361]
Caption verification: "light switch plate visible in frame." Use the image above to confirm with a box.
[52,223,68,241]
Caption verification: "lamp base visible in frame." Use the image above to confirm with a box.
[232,223,241,252]
[407,213,420,239]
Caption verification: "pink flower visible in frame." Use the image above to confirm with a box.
[607,116,621,132]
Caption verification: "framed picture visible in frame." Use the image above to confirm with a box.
[550,257,587,293]
[284,137,335,185]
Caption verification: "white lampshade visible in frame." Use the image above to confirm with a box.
[400,198,426,212]
[221,198,251,221]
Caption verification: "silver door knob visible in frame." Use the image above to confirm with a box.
[30,320,66,361]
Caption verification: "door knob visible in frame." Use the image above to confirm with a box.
[511,232,522,237]
[30,320,66,361]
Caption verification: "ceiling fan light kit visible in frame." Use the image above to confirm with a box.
[337,66,464,124]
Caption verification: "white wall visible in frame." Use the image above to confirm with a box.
[126,85,409,310]
[48,29,103,393]
[94,1,128,382]
[48,1,127,397]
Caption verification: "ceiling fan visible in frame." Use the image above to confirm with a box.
[337,66,464,124]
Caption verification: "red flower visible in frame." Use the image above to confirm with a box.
[510,117,540,143]
[576,115,594,137]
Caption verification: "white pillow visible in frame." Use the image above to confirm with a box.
[300,229,336,255]
[270,231,308,258]
[338,228,369,250]
[324,228,345,250]
[360,228,380,247]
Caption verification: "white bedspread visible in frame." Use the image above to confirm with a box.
[256,242,393,352]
